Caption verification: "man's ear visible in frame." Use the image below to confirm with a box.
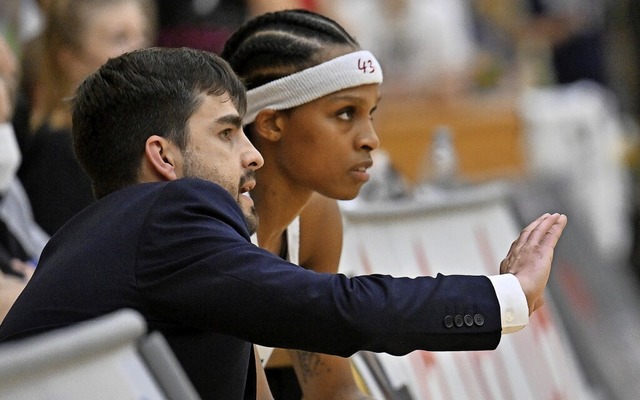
[252,109,283,142]
[143,135,179,181]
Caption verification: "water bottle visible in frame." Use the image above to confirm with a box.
[430,125,458,186]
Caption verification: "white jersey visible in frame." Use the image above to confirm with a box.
[251,217,300,365]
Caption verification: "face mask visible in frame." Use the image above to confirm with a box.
[0,123,21,194]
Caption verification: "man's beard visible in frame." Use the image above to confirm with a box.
[239,173,259,235]
[244,205,259,235]
[183,152,259,235]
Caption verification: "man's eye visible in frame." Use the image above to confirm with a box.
[220,130,232,140]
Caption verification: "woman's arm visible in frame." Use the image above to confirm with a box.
[290,193,373,399]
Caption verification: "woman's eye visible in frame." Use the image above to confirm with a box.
[337,109,354,121]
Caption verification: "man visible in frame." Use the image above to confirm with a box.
[0,47,567,399]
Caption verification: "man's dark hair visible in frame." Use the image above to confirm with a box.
[72,47,247,199]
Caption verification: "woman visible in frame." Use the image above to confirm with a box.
[222,9,382,399]
[17,0,156,234]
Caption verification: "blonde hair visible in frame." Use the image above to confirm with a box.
[30,0,157,131]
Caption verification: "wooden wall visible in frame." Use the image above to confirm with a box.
[373,93,527,185]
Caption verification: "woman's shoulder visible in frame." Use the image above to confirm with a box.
[298,193,343,272]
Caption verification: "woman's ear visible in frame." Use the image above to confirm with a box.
[143,135,180,181]
[252,109,283,142]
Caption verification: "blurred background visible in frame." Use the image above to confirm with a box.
[2,0,640,399]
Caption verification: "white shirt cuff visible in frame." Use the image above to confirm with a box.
[487,274,529,333]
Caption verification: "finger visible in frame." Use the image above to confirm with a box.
[523,213,562,247]
[538,214,568,249]
[501,214,549,273]
[506,213,549,257]
[528,213,567,248]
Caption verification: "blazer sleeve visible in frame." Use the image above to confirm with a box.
[135,178,503,357]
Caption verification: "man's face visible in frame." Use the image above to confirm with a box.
[178,94,264,234]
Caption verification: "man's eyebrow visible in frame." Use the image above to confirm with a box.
[216,114,243,128]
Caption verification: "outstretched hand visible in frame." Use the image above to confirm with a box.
[500,213,568,315]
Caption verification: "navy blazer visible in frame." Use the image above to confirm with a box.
[0,178,502,399]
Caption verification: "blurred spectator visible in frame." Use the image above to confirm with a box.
[15,0,157,235]
[8,0,47,154]
[320,0,479,97]
[0,34,45,323]
[622,0,640,278]
[156,0,304,54]
[0,0,44,52]
[629,1,640,116]
[523,0,608,86]
[471,0,610,88]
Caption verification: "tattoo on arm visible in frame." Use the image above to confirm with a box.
[293,350,330,384]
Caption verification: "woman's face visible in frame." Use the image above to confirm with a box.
[273,83,381,200]
[67,0,151,85]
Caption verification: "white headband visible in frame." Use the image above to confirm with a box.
[244,50,383,124]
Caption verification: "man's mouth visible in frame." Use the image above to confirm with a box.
[239,178,256,197]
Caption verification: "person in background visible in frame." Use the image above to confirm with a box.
[155,0,302,54]
[523,0,608,86]
[317,0,479,97]
[0,35,45,323]
[15,0,157,235]
[0,46,567,399]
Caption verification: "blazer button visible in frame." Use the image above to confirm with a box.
[444,315,454,328]
[474,314,485,326]
[464,314,474,327]
[454,315,464,327]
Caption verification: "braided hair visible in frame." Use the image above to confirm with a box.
[221,9,360,90]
